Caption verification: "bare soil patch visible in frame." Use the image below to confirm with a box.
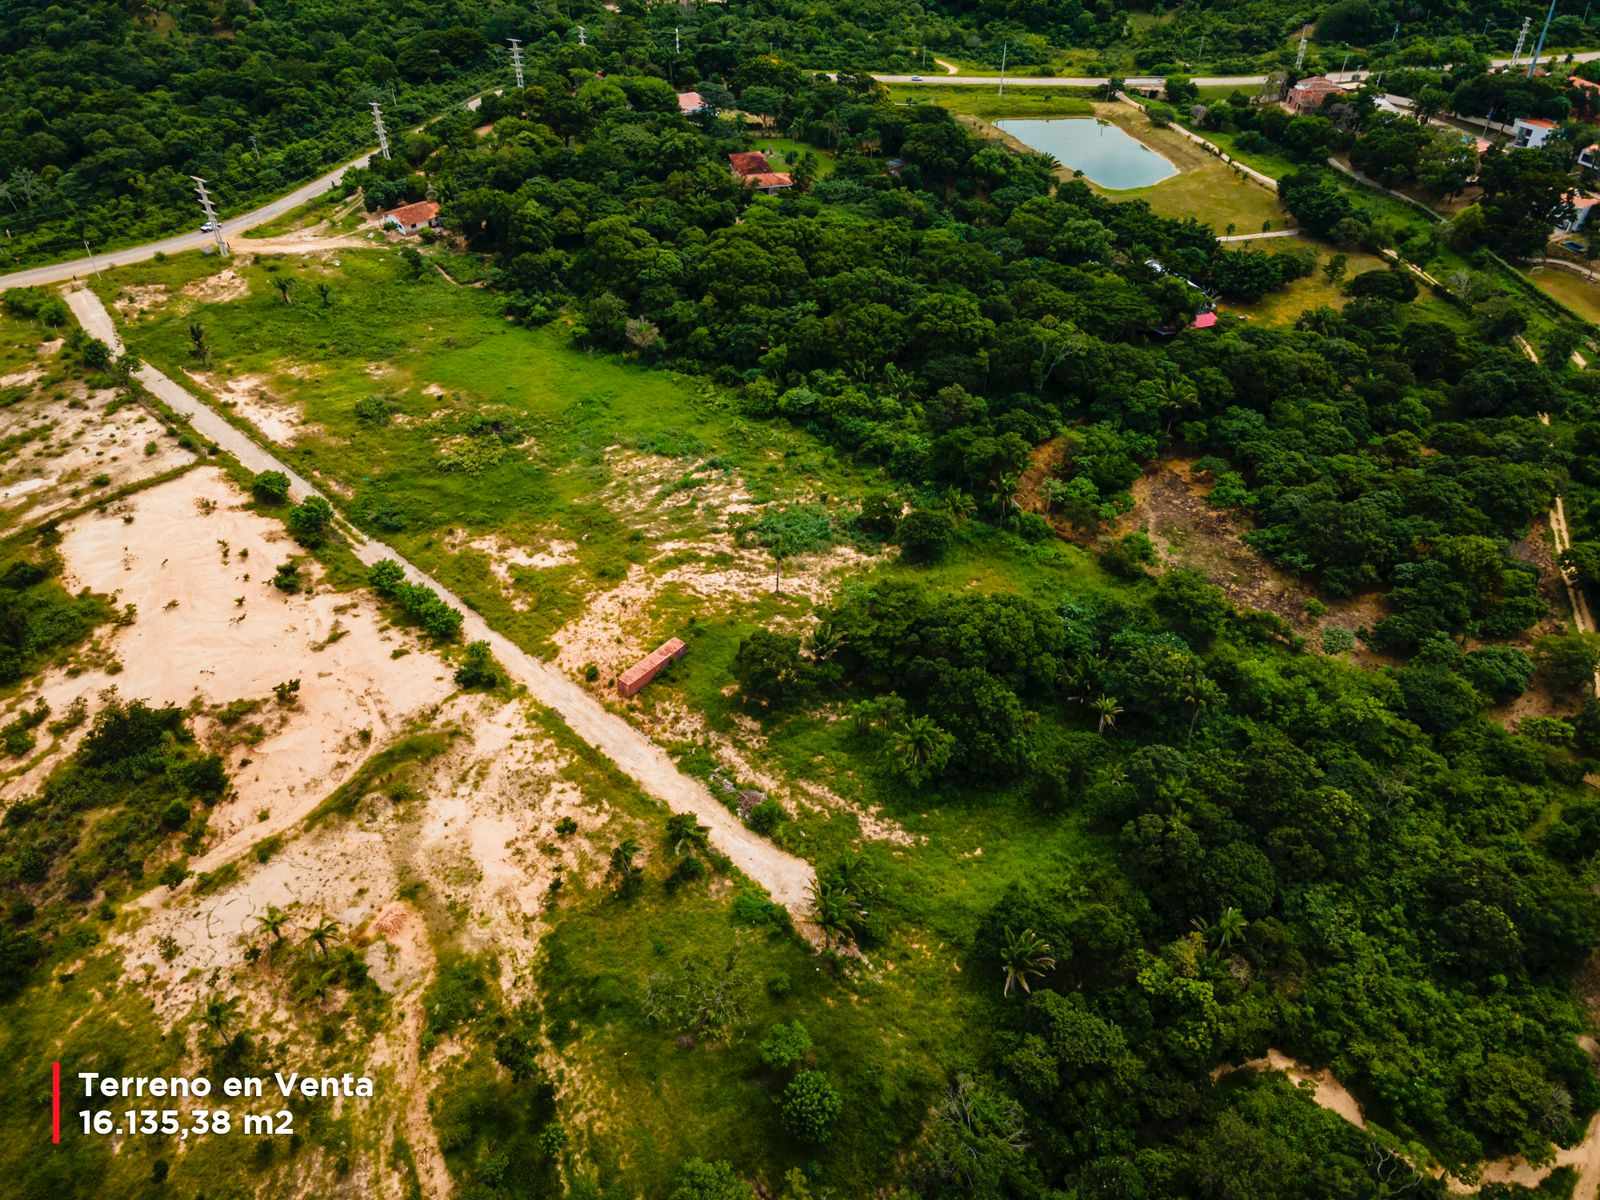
[186,369,317,444]
[181,267,250,304]
[0,469,455,860]
[0,381,195,529]
[112,283,170,320]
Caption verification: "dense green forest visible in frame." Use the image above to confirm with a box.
[8,0,1600,272]
[272,46,1600,1194]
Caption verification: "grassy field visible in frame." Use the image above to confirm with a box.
[1525,263,1600,326]
[743,136,837,178]
[1218,237,1386,324]
[97,249,887,660]
[889,84,1095,118]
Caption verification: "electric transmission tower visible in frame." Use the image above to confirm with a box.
[1511,16,1531,67]
[509,38,525,89]
[191,176,228,257]
[577,24,587,46]
[1294,30,1308,72]
[370,100,391,161]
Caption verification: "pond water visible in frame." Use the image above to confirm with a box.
[995,118,1178,190]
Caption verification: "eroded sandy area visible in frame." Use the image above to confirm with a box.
[186,369,318,444]
[0,468,454,858]
[0,378,195,527]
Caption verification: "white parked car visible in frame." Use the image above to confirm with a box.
[200,221,218,232]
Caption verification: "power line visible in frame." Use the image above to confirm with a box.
[190,176,228,258]
[370,100,391,161]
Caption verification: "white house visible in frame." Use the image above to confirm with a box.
[1559,193,1600,232]
[1581,142,1600,170]
[1511,117,1557,149]
[381,200,441,235]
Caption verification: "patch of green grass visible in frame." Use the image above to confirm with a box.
[744,136,837,178]
[889,85,1095,118]
[241,191,347,239]
[106,247,887,656]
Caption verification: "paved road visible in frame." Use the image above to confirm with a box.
[876,49,1600,88]
[63,285,820,921]
[0,92,491,294]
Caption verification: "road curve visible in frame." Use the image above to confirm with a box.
[62,285,820,923]
[0,92,490,294]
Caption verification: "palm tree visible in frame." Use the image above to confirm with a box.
[886,715,948,785]
[255,905,290,944]
[188,320,210,365]
[272,276,294,305]
[202,993,239,1038]
[609,838,644,896]
[665,813,708,857]
[1215,906,1248,951]
[1092,694,1123,735]
[304,916,340,957]
[809,876,854,950]
[999,926,1056,996]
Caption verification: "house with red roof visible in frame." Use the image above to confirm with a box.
[677,91,707,115]
[1285,76,1348,114]
[381,200,440,235]
[728,151,793,193]
[1512,117,1557,149]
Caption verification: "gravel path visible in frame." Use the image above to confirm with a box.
[64,286,819,920]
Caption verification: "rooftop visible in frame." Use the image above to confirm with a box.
[676,91,706,113]
[1517,117,1557,128]
[382,200,440,226]
[728,151,772,176]
[742,172,793,189]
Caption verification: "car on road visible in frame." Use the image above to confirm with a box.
[910,75,923,81]
[200,221,218,232]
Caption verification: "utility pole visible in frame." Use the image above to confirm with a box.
[675,26,681,54]
[1294,30,1308,72]
[249,132,260,158]
[1197,34,1206,64]
[190,176,228,257]
[370,100,391,161]
[998,40,1008,96]
[1511,16,1531,67]
[1528,0,1559,78]
[1340,48,1350,79]
[1390,21,1400,46]
[82,237,101,279]
[508,38,525,89]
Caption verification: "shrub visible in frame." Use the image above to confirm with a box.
[780,1071,842,1143]
[354,394,394,426]
[454,640,501,689]
[745,797,786,834]
[369,558,406,597]
[368,560,462,640]
[251,470,291,505]
[286,496,334,547]
[667,1159,754,1200]
[897,508,955,564]
[272,560,301,593]
[758,1020,812,1070]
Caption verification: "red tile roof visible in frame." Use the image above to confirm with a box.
[677,91,706,113]
[743,172,793,189]
[1518,117,1557,128]
[1189,311,1218,329]
[728,151,772,176]
[383,200,439,226]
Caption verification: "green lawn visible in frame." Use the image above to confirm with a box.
[744,136,837,178]
[888,84,1095,118]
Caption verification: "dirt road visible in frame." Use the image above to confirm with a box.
[63,286,819,921]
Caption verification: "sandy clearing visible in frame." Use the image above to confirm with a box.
[186,369,314,444]
[112,283,169,320]
[1,468,455,864]
[0,381,195,526]
[182,268,250,304]
[0,364,43,388]
[62,284,819,922]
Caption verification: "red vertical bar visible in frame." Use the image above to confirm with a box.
[51,1061,60,1144]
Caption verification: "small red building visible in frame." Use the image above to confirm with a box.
[381,200,441,235]
[728,151,772,177]
[616,638,687,698]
